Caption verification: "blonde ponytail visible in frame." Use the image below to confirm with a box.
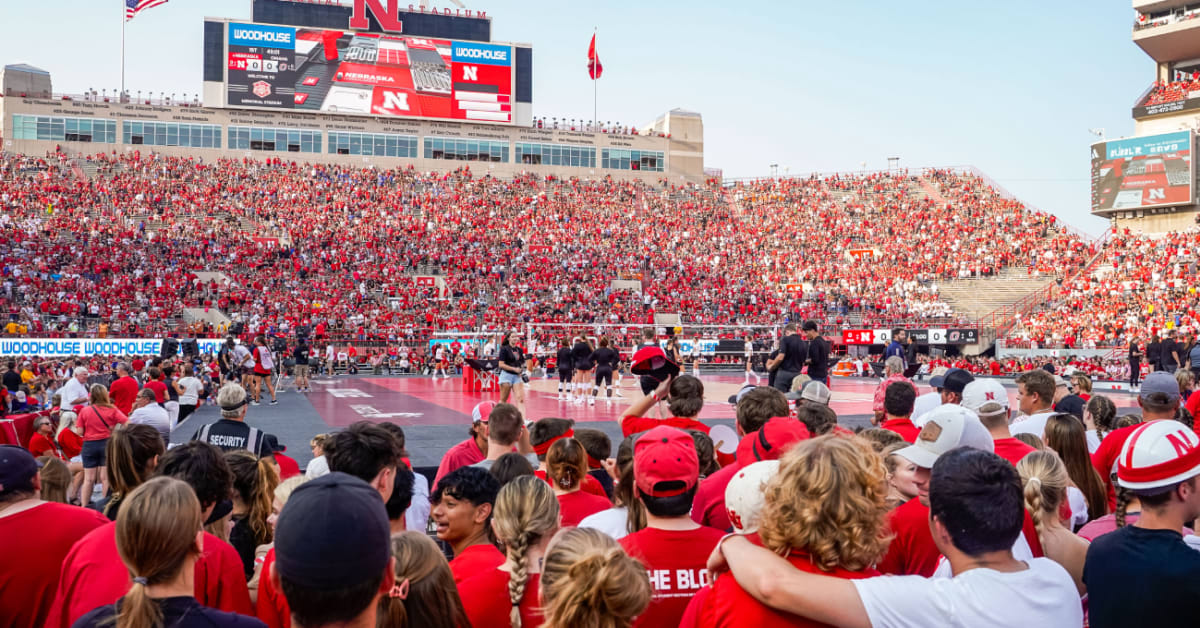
[541,528,650,628]
[1016,451,1069,542]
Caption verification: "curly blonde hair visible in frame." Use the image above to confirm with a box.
[541,527,650,628]
[758,434,892,572]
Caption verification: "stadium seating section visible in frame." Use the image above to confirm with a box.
[1,151,1097,346]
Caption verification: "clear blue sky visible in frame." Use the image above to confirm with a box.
[1,1,1149,234]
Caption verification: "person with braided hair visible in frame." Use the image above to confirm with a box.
[1016,451,1089,596]
[1083,395,1117,453]
[1078,485,1195,541]
[539,527,651,628]
[377,532,469,628]
[458,475,559,627]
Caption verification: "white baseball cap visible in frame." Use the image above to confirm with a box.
[961,379,1009,418]
[1118,420,1200,492]
[724,460,780,534]
[895,404,994,469]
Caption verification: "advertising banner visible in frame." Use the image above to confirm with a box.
[840,329,979,346]
[1091,131,1193,212]
[226,21,514,124]
[0,338,226,357]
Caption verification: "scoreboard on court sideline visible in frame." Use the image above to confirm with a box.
[841,328,979,346]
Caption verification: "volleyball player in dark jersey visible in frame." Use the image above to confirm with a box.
[571,336,594,405]
[588,337,620,405]
[556,337,575,401]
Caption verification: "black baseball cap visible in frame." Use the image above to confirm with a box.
[274,472,390,589]
[0,445,42,496]
[930,368,974,394]
[262,433,286,454]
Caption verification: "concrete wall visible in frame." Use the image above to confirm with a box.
[1,96,704,184]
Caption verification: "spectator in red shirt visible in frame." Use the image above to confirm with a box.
[540,527,650,628]
[77,385,129,509]
[962,379,1036,467]
[143,366,168,404]
[45,440,251,628]
[0,445,109,628]
[432,466,503,583]
[877,381,921,443]
[620,426,725,627]
[547,437,611,527]
[27,415,61,459]
[698,435,891,627]
[433,401,492,490]
[107,363,139,416]
[619,373,710,438]
[458,475,557,628]
[70,476,265,628]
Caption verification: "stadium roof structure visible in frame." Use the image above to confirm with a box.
[3,64,50,75]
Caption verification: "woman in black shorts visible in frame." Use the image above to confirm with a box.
[556,337,575,401]
[588,337,620,405]
[571,336,594,406]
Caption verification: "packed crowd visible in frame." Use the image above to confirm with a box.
[1140,77,1200,106]
[7,343,1200,628]
[1009,227,1200,348]
[1,151,1094,342]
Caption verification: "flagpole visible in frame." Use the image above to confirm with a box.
[121,0,126,98]
[593,27,597,133]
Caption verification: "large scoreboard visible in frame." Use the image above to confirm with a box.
[222,20,516,124]
[1091,131,1194,213]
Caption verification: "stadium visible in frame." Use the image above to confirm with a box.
[3,1,1200,627]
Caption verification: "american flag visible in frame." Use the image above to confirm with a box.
[126,0,168,21]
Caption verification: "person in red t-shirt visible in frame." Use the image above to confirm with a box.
[432,466,504,583]
[547,437,611,526]
[144,366,168,404]
[44,441,251,628]
[961,379,1035,467]
[0,445,109,628]
[876,381,921,444]
[530,418,610,499]
[541,527,651,628]
[433,402,492,490]
[620,426,725,628]
[698,435,891,627]
[458,475,556,628]
[107,363,140,416]
[27,416,61,459]
[619,374,710,438]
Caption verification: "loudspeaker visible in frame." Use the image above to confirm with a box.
[272,336,288,353]
[160,338,179,359]
[181,339,199,357]
[231,322,245,336]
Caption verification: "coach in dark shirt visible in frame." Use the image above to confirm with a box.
[803,320,830,383]
[1147,336,1163,371]
[1160,331,1181,374]
[2,361,21,393]
[768,323,808,393]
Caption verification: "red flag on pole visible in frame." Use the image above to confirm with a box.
[587,33,603,80]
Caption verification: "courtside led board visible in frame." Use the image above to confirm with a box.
[225,21,513,124]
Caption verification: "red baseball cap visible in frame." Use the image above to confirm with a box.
[471,401,495,424]
[630,346,680,382]
[634,426,699,498]
[737,417,810,464]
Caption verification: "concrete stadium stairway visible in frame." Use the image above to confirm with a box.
[936,267,1055,321]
